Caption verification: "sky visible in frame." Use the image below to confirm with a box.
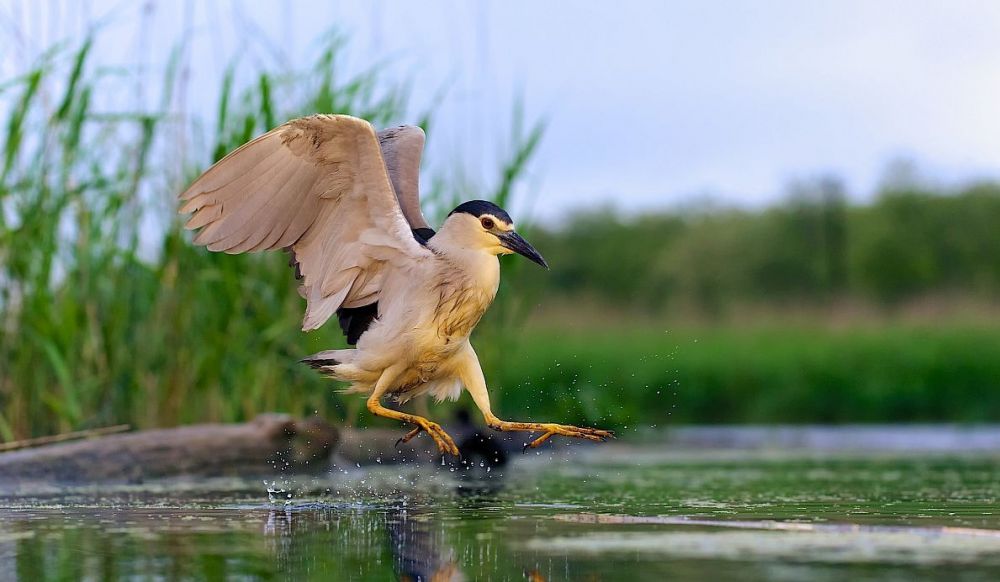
[4,0,1000,221]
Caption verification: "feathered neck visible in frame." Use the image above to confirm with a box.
[427,225,501,293]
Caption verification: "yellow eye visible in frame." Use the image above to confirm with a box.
[480,217,495,229]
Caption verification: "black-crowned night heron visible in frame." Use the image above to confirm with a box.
[179,115,612,455]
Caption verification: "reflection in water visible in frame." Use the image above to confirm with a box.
[386,504,463,582]
[263,505,295,575]
[258,503,472,581]
[260,460,508,581]
[254,502,495,581]
[251,463,509,581]
[5,451,1000,580]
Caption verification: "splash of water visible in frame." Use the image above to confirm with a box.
[265,480,294,506]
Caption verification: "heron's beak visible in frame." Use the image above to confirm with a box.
[499,231,548,269]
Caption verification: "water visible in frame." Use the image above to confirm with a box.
[2,443,999,581]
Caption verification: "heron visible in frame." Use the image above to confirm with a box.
[179,114,612,455]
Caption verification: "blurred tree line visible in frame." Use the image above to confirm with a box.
[516,178,1000,317]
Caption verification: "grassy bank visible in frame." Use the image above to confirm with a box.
[486,324,1000,428]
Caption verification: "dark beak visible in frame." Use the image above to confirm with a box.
[499,231,548,269]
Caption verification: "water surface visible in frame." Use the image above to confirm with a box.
[2,444,999,581]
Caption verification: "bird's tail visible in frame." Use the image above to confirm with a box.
[300,349,346,370]
[300,349,372,386]
[301,350,379,394]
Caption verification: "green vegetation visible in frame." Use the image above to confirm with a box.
[492,324,1000,427]
[3,34,1000,442]
[0,35,541,440]
[517,178,1000,315]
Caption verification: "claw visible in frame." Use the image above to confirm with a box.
[396,427,421,448]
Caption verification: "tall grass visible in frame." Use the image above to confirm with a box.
[0,34,544,441]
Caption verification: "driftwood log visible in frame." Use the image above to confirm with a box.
[0,412,533,486]
[0,414,338,484]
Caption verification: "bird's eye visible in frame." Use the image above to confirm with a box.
[480,217,495,230]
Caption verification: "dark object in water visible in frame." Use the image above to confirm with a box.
[456,431,508,471]
[451,409,508,479]
[334,409,521,468]
[0,414,338,484]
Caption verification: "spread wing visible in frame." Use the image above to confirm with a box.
[333,125,437,345]
[179,114,432,331]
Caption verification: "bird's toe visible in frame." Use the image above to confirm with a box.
[420,421,459,456]
[396,427,422,448]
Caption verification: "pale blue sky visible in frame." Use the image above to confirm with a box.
[4,0,1000,221]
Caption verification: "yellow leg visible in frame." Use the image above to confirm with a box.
[457,345,613,451]
[367,398,459,456]
[488,419,614,450]
[366,367,459,456]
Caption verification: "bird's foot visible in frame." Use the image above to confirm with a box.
[491,422,613,453]
[395,420,459,456]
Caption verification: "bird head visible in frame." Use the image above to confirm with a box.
[439,200,548,268]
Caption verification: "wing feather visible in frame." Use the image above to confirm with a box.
[328,127,435,345]
[208,166,294,251]
[273,176,326,249]
[180,114,431,331]
[184,203,222,230]
[179,144,288,210]
[378,126,430,230]
[229,166,321,253]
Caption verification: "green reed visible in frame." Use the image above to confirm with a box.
[0,34,543,440]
